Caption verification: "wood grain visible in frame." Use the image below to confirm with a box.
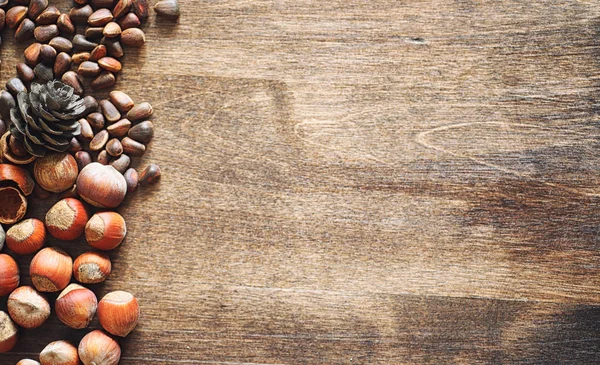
[3,0,600,363]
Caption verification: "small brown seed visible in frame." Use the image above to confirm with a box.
[98,56,121,73]
[139,164,161,185]
[78,61,101,77]
[73,34,97,51]
[89,45,107,61]
[0,91,16,121]
[6,6,27,29]
[85,26,104,40]
[127,102,153,121]
[97,150,110,165]
[121,137,145,156]
[9,135,27,157]
[91,0,115,8]
[89,130,109,151]
[33,63,53,82]
[132,0,149,20]
[34,24,58,42]
[35,6,60,25]
[68,137,82,153]
[24,42,42,66]
[0,10,5,33]
[118,12,139,29]
[103,22,121,38]
[57,14,75,34]
[113,0,131,18]
[120,27,145,46]
[109,91,134,112]
[28,0,48,20]
[16,63,35,83]
[62,71,84,94]
[110,154,129,173]
[39,44,56,64]
[6,78,26,96]
[49,37,73,53]
[101,37,124,58]
[69,5,92,24]
[91,71,116,90]
[82,96,99,114]
[124,168,138,192]
[154,0,180,19]
[53,52,72,77]
[106,119,131,137]
[75,151,92,170]
[15,18,35,42]
[78,118,94,141]
[72,52,90,64]
[88,8,112,26]
[86,112,105,131]
[128,121,154,143]
[99,99,120,122]
[106,138,123,157]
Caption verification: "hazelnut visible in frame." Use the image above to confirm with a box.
[17,360,41,365]
[73,251,112,284]
[0,311,17,353]
[7,286,50,329]
[6,218,46,255]
[76,163,127,208]
[78,330,120,365]
[30,247,73,292]
[0,254,19,296]
[0,186,27,225]
[46,198,89,241]
[40,340,80,365]
[56,284,98,329]
[98,291,139,337]
[33,152,79,193]
[0,163,35,195]
[85,212,126,250]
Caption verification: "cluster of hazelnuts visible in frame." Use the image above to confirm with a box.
[0,150,149,364]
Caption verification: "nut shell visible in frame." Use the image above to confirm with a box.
[30,247,73,292]
[76,163,127,208]
[56,283,98,329]
[7,286,50,329]
[0,254,19,296]
[40,340,80,365]
[73,251,112,283]
[46,198,88,241]
[78,330,120,365]
[33,152,79,193]
[0,186,27,224]
[0,163,34,195]
[0,311,17,353]
[6,218,46,255]
[98,290,139,337]
[17,360,41,365]
[85,212,126,250]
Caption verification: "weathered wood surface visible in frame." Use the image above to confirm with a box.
[3,0,600,363]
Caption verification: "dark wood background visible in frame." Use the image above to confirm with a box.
[3,0,600,363]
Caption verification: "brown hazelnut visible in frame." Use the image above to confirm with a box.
[33,152,79,193]
[73,251,112,284]
[46,198,89,240]
[85,212,126,250]
[40,340,80,365]
[78,330,120,365]
[30,247,72,292]
[98,290,139,337]
[76,163,127,208]
[17,360,41,365]
[0,311,17,353]
[6,218,46,255]
[0,163,35,195]
[0,254,19,296]
[0,186,27,224]
[7,286,50,329]
[56,283,98,329]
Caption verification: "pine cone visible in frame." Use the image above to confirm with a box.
[9,80,85,157]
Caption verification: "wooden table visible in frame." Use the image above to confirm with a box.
[3,0,600,363]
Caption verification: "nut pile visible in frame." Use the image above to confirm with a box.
[0,0,178,363]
